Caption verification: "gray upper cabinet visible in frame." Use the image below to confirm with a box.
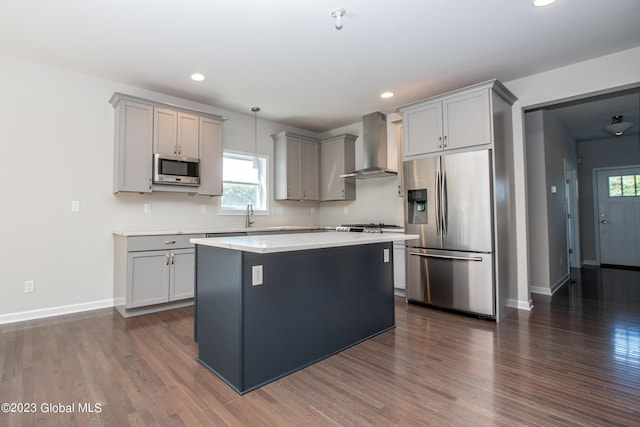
[111,95,154,193]
[196,117,223,196]
[321,134,356,201]
[273,131,320,201]
[154,108,200,158]
[400,82,494,158]
[110,93,226,194]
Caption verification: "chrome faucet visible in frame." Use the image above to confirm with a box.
[245,203,255,228]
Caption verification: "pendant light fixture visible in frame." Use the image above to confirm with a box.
[602,115,634,137]
[251,107,260,168]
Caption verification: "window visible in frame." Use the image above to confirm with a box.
[608,175,640,197]
[220,151,268,212]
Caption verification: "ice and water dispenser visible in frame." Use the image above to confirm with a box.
[407,189,428,224]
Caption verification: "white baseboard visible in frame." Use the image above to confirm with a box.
[530,286,552,296]
[508,298,533,311]
[0,299,114,325]
[530,274,570,296]
[582,260,599,266]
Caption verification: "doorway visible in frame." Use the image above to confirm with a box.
[595,166,640,267]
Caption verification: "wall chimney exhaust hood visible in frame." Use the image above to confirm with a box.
[340,112,398,179]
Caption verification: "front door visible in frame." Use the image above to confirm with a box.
[596,167,640,267]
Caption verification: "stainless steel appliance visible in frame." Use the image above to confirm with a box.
[153,153,200,186]
[404,149,495,318]
[336,223,403,233]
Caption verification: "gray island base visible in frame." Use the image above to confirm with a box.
[194,236,401,394]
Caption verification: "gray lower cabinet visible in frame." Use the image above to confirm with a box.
[114,233,204,316]
[127,248,195,307]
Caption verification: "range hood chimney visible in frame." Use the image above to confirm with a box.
[340,112,398,179]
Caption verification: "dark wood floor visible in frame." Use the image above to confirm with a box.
[1,266,639,426]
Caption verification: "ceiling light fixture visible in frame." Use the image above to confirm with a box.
[331,8,345,30]
[533,0,557,6]
[602,115,634,137]
[190,73,205,82]
[380,92,394,99]
[251,107,260,168]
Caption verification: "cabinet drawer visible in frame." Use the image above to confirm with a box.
[127,234,204,252]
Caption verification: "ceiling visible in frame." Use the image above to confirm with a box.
[1,0,639,133]
[533,89,640,142]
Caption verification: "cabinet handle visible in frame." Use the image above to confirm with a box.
[443,135,447,147]
[438,136,443,148]
[166,254,170,265]
[149,179,152,190]
[164,240,176,245]
[170,253,175,265]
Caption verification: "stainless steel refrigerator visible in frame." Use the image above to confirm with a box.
[404,149,495,318]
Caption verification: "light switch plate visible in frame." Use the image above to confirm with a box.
[71,201,80,212]
[252,265,263,286]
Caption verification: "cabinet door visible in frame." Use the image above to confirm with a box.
[127,251,170,308]
[286,136,303,199]
[114,100,153,193]
[197,117,223,196]
[154,107,178,155]
[177,112,199,157]
[302,139,320,200]
[170,249,196,301]
[443,89,491,150]
[403,101,443,157]
[322,139,345,200]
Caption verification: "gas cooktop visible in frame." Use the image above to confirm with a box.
[335,223,403,233]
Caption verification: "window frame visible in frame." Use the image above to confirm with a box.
[218,150,269,215]
[608,174,640,198]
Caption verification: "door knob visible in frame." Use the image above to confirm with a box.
[600,219,609,224]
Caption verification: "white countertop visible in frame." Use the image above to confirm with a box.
[191,231,419,254]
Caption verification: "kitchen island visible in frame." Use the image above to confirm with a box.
[191,231,418,394]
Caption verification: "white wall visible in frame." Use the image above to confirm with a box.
[524,111,551,289]
[524,110,577,295]
[505,46,640,307]
[577,135,640,264]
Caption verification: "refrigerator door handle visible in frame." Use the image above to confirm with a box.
[435,169,441,235]
[442,170,448,237]
[409,252,484,262]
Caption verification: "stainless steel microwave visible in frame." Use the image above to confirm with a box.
[153,153,200,186]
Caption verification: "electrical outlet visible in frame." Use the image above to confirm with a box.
[201,204,207,214]
[343,207,348,215]
[252,265,263,286]
[383,249,390,263]
[24,280,34,293]
[71,201,80,212]
[144,203,151,213]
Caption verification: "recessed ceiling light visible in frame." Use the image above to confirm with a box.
[380,92,394,99]
[191,73,205,82]
[533,0,557,6]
